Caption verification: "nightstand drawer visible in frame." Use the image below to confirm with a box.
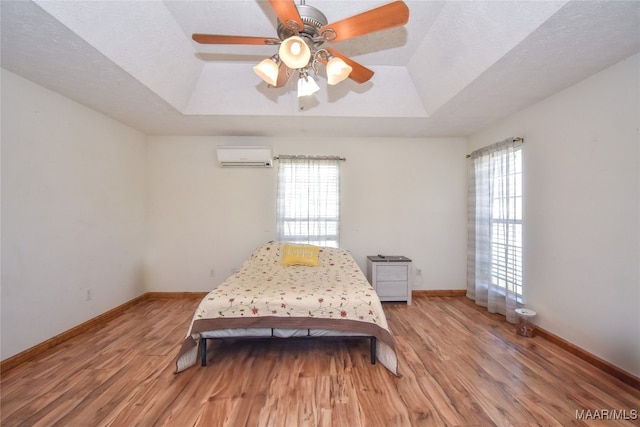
[375,265,408,281]
[375,281,408,297]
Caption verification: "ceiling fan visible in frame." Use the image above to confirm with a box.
[192,0,410,97]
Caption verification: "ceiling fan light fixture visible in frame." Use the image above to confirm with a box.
[279,36,311,69]
[326,57,353,85]
[253,55,280,86]
[297,73,320,97]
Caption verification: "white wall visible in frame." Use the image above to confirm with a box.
[469,54,640,377]
[1,69,148,360]
[146,136,468,293]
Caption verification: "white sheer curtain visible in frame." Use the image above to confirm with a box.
[467,138,523,323]
[276,156,341,247]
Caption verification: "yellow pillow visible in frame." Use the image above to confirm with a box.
[281,244,320,266]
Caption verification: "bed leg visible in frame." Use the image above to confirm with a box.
[370,337,376,365]
[201,337,207,367]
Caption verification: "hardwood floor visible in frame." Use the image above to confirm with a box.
[1,296,638,426]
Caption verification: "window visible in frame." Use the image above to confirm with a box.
[467,138,523,322]
[276,156,341,247]
[490,147,523,300]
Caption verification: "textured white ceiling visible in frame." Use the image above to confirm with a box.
[2,0,639,137]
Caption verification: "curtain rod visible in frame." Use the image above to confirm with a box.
[274,155,346,161]
[466,137,523,158]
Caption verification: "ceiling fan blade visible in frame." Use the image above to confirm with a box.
[268,0,304,32]
[320,1,409,43]
[326,49,374,84]
[274,62,292,88]
[192,34,280,45]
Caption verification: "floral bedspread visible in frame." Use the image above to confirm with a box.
[175,241,399,376]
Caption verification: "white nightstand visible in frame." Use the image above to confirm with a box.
[366,255,412,304]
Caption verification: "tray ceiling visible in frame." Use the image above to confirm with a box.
[2,0,639,137]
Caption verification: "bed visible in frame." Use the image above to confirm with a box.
[174,241,400,376]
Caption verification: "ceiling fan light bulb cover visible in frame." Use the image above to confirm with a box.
[253,58,280,86]
[326,57,353,85]
[279,36,311,69]
[297,75,320,97]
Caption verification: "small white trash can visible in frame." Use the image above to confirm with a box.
[515,308,536,337]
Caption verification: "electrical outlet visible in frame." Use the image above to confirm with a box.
[416,269,422,276]
[209,269,216,277]
[85,289,92,301]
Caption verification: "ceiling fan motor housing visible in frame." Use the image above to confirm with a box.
[277,4,328,48]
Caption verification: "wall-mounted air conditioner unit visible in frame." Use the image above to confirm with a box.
[216,145,273,168]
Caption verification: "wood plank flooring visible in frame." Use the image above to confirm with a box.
[1,296,638,426]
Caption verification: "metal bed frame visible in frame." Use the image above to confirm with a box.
[200,331,377,366]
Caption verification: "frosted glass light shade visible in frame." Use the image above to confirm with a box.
[326,57,353,85]
[279,36,311,69]
[253,57,279,86]
[297,75,320,97]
